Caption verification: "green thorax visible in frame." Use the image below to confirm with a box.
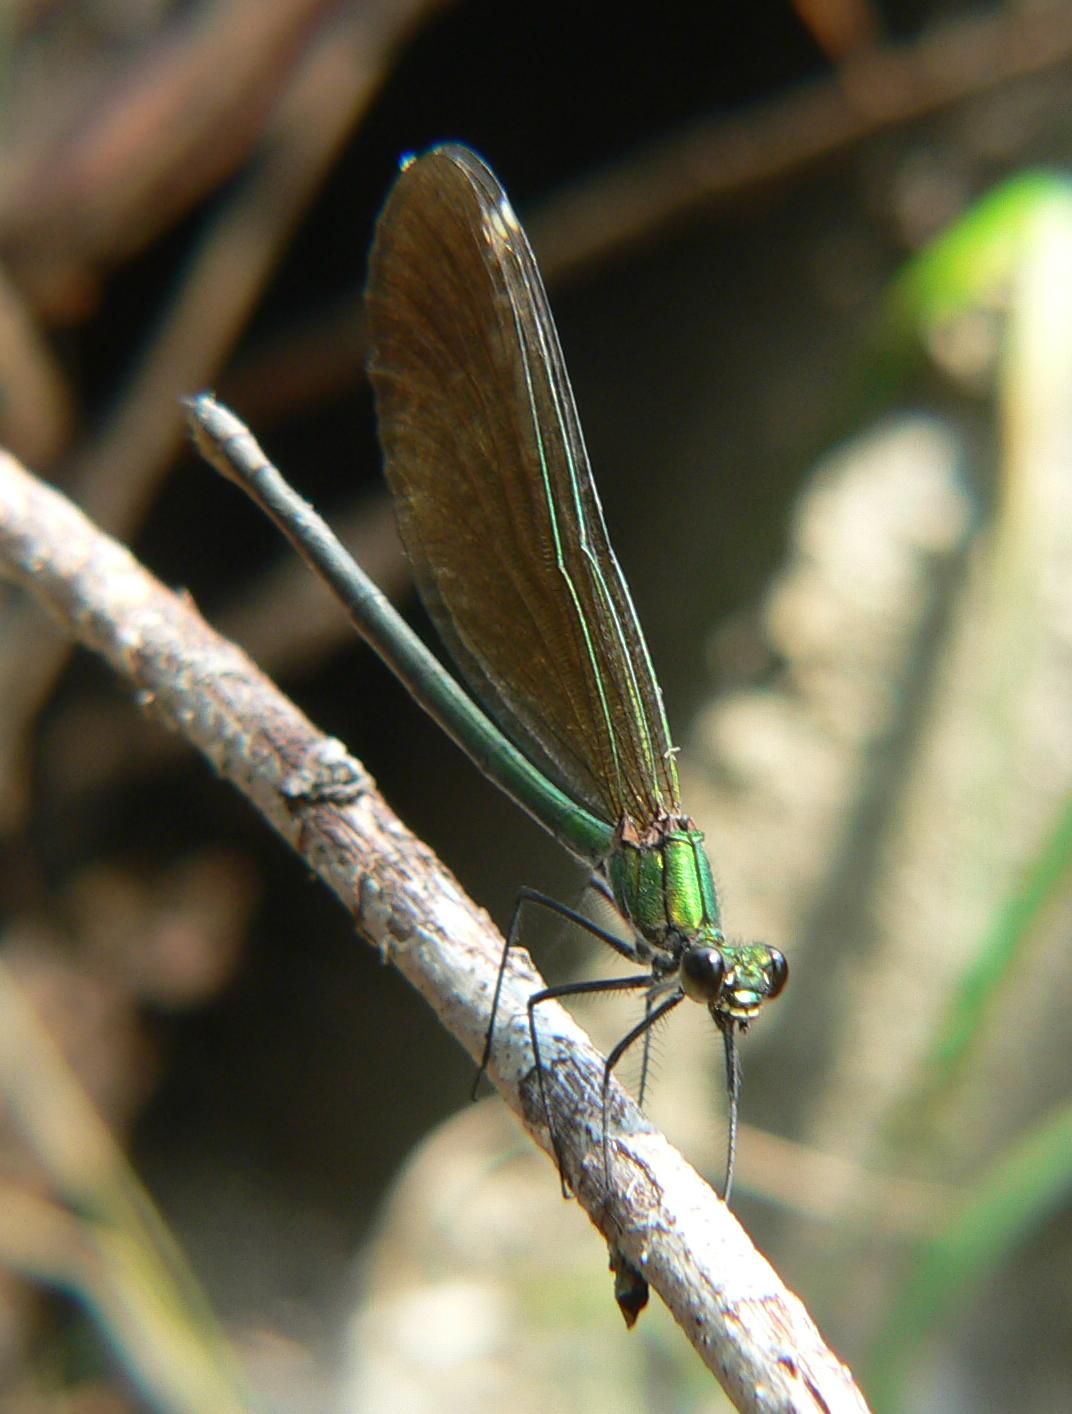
[606,813,782,1023]
[608,814,721,948]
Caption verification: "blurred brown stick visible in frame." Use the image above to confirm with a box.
[224,0,1072,423]
[0,0,442,831]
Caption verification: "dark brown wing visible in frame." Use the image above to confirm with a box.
[365,145,680,824]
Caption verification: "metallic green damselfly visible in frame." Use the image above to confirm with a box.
[198,145,787,1240]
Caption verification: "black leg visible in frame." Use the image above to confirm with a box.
[586,871,615,907]
[527,972,655,1193]
[637,991,655,1109]
[600,990,684,1189]
[472,886,644,1100]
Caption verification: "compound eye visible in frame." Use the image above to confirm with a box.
[681,946,726,1004]
[765,949,789,1000]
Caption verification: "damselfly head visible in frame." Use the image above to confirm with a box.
[711,942,788,1023]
